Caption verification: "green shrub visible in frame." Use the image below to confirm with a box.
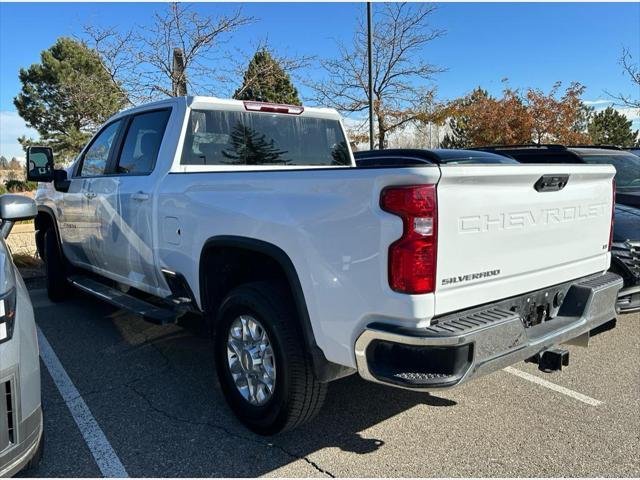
[4,179,37,193]
[5,180,24,192]
[0,184,7,195]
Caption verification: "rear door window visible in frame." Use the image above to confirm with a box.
[181,110,350,167]
[116,109,171,175]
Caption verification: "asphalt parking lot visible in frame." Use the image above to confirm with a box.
[18,285,640,478]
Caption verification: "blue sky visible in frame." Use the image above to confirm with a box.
[1,2,639,159]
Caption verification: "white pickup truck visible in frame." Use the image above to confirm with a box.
[27,96,622,434]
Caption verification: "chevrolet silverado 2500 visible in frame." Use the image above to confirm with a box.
[27,97,622,434]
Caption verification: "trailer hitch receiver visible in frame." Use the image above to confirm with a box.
[527,347,570,372]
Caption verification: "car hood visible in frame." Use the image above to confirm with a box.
[614,203,640,242]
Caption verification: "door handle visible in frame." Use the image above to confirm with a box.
[84,192,96,199]
[132,192,150,201]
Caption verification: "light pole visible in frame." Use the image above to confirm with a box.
[367,2,375,150]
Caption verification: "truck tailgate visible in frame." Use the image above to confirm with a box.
[434,164,615,315]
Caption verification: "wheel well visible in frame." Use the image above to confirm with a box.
[200,245,291,324]
[34,210,56,260]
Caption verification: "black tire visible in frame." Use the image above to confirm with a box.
[43,230,72,302]
[215,282,327,435]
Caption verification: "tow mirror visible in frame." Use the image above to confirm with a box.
[26,146,54,182]
[0,195,37,239]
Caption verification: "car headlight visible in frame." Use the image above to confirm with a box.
[0,241,17,344]
[0,287,16,344]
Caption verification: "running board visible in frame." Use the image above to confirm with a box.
[68,275,182,325]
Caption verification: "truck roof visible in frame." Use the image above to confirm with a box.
[114,96,342,121]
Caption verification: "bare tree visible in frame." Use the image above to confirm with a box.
[83,25,141,104]
[84,3,253,104]
[607,48,640,109]
[311,3,444,148]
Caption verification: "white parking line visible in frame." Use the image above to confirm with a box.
[504,366,603,407]
[37,327,129,477]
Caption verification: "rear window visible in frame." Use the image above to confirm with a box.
[580,153,640,191]
[507,151,581,164]
[180,110,351,167]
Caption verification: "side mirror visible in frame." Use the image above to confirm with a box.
[0,194,37,239]
[26,146,54,182]
[53,169,71,193]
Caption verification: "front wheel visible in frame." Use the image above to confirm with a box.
[215,282,326,435]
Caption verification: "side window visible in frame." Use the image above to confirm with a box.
[79,121,121,177]
[116,110,171,175]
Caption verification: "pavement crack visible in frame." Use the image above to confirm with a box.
[40,320,335,477]
[128,383,335,477]
[46,335,173,407]
[47,364,172,406]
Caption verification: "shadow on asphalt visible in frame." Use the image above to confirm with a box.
[26,290,457,477]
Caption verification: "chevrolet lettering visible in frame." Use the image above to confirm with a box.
[459,203,607,233]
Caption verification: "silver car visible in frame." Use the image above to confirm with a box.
[0,195,43,476]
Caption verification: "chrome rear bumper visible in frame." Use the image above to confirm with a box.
[355,272,623,391]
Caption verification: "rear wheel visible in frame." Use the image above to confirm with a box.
[215,282,326,434]
[43,230,72,302]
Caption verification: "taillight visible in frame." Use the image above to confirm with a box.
[381,185,437,294]
[243,101,304,115]
[609,177,615,251]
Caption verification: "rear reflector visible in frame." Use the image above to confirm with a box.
[243,101,304,115]
[381,185,438,294]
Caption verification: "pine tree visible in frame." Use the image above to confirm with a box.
[233,49,301,105]
[587,107,639,146]
[222,124,289,165]
[0,156,9,170]
[14,37,127,162]
[440,88,491,148]
[441,116,470,149]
